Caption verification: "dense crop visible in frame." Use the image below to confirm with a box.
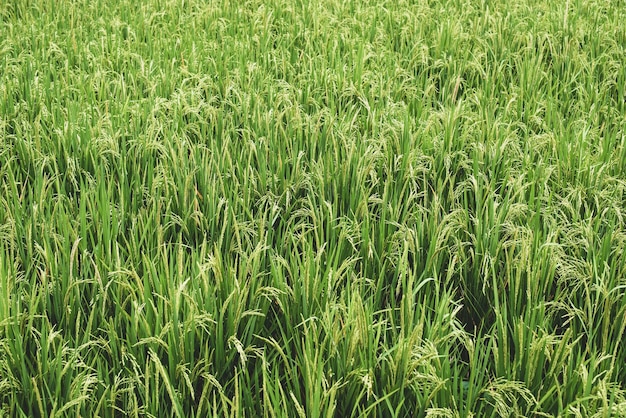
[1,0,625,416]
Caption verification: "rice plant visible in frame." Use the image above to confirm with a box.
[1,0,625,416]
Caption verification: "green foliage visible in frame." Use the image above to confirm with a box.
[1,0,625,416]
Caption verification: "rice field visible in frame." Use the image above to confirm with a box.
[1,0,625,416]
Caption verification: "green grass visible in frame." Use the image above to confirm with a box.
[1,0,625,416]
